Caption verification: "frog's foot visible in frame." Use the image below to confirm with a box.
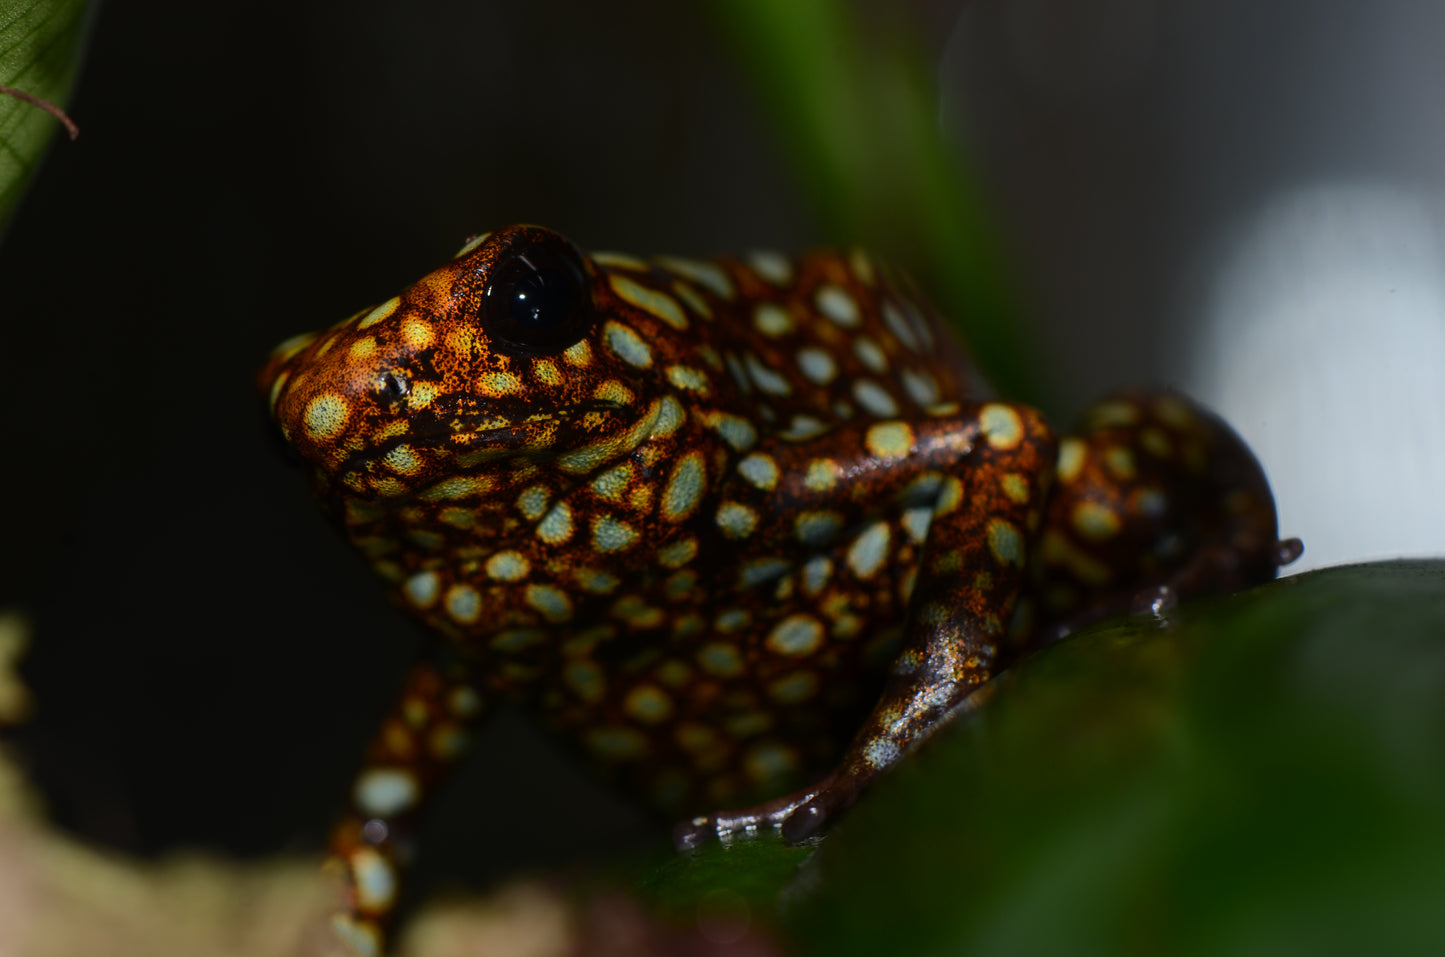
[673,772,845,850]
[1034,391,1301,641]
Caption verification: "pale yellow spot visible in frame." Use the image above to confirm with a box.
[1057,438,1086,483]
[1088,400,1140,428]
[1141,427,1173,459]
[350,848,397,913]
[585,727,648,761]
[407,380,437,409]
[593,379,634,406]
[671,280,711,319]
[403,571,439,607]
[563,339,593,367]
[1072,501,1122,541]
[901,368,941,406]
[934,476,964,515]
[400,317,434,350]
[438,507,472,529]
[532,358,563,386]
[745,354,791,396]
[882,301,920,351]
[561,568,613,597]
[382,443,420,475]
[705,412,757,451]
[744,741,798,784]
[796,346,838,385]
[801,556,832,595]
[527,584,573,623]
[816,284,861,327]
[624,684,674,724]
[1041,529,1115,586]
[766,614,824,656]
[356,296,400,330]
[698,642,744,677]
[747,250,792,284]
[849,248,876,286]
[516,486,550,520]
[657,537,698,568]
[847,521,891,579]
[865,421,914,459]
[1153,394,1196,429]
[629,483,653,512]
[610,273,688,330]
[853,379,899,417]
[805,458,838,492]
[980,403,1024,449]
[592,515,639,553]
[565,661,606,703]
[593,250,648,271]
[1001,472,1030,504]
[1103,446,1137,479]
[987,519,1025,567]
[854,336,888,372]
[486,551,530,581]
[752,303,794,337]
[768,672,820,704]
[453,233,489,258]
[478,371,522,396]
[536,501,575,544]
[592,462,634,501]
[303,394,349,441]
[795,510,843,547]
[666,364,710,393]
[738,453,779,490]
[348,337,377,361]
[445,584,482,623]
[656,255,736,300]
[354,768,419,816]
[604,321,652,368]
[662,451,707,522]
[715,502,759,539]
[652,395,685,438]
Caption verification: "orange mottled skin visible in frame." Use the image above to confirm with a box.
[260,225,1297,952]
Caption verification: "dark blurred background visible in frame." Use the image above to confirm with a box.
[1,0,1441,907]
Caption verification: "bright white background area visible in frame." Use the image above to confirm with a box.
[942,0,1445,573]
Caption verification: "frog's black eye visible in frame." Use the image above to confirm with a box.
[480,231,594,355]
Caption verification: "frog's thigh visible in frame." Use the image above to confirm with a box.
[847,401,1055,758]
[327,656,490,955]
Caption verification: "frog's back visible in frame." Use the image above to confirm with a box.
[599,245,991,433]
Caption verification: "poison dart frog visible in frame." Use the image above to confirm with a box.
[259,225,1300,953]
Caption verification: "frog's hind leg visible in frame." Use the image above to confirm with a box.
[326,654,489,955]
[1028,390,1302,643]
[675,401,1057,848]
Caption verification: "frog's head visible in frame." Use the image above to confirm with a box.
[259,225,665,500]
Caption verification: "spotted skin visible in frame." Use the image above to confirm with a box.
[259,225,1297,950]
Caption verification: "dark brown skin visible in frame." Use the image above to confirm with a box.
[259,225,1299,954]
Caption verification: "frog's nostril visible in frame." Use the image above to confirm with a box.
[380,371,410,402]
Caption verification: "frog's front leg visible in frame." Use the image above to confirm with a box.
[676,401,1055,848]
[326,655,489,956]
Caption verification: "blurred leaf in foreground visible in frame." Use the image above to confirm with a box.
[787,561,1445,957]
[0,0,92,235]
[705,0,1039,402]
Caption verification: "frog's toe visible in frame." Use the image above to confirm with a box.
[1273,537,1305,567]
[672,782,828,850]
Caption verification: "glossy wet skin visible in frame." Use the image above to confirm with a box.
[261,224,1297,954]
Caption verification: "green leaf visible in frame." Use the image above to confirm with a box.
[787,561,1445,956]
[704,0,1040,402]
[0,0,92,235]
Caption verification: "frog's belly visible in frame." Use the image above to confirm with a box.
[532,514,928,813]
